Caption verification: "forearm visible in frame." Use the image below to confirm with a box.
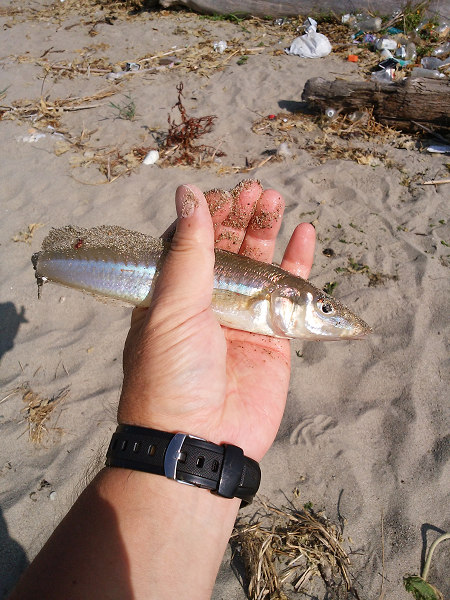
[10,467,240,600]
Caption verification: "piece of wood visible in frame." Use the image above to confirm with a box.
[301,77,450,131]
[159,0,450,17]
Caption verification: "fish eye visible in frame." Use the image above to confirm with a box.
[318,299,335,315]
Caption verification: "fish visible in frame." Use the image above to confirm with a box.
[31,225,372,340]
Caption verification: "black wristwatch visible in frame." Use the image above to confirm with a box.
[105,424,261,506]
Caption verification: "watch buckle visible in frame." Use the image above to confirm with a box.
[164,432,205,486]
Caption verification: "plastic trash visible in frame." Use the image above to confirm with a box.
[354,17,382,32]
[277,142,292,157]
[381,49,394,59]
[405,42,416,61]
[143,150,159,165]
[125,62,140,71]
[363,33,377,44]
[18,133,46,143]
[324,107,339,121]
[396,46,407,59]
[285,20,332,59]
[376,37,397,51]
[432,42,450,58]
[347,111,367,123]
[421,57,443,70]
[213,41,227,53]
[303,17,317,32]
[371,69,394,83]
[411,67,445,79]
[436,20,450,38]
[378,57,400,70]
[341,14,354,24]
[427,144,450,154]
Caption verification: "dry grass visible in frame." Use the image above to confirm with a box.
[1,384,71,445]
[1,86,118,129]
[253,108,412,167]
[232,499,360,599]
[12,223,45,244]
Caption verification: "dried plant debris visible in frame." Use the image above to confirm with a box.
[336,257,398,286]
[253,109,410,168]
[70,142,157,184]
[232,499,360,600]
[6,384,70,445]
[1,87,118,129]
[159,82,225,167]
[12,223,45,244]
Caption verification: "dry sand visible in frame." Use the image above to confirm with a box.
[1,2,450,599]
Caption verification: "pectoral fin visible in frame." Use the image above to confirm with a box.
[211,289,276,336]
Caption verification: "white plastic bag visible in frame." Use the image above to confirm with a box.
[285,29,332,58]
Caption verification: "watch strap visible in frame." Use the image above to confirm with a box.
[105,424,260,506]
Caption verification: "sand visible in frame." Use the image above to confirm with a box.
[1,3,450,599]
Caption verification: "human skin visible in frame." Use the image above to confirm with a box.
[10,180,315,600]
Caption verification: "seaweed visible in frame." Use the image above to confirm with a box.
[160,82,225,166]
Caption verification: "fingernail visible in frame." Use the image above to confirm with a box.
[175,185,199,218]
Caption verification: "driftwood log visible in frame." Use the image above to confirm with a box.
[302,77,450,132]
[159,0,450,17]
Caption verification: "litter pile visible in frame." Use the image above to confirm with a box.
[337,3,450,83]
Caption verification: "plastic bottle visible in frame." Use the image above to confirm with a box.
[421,56,443,70]
[347,111,367,123]
[381,48,394,59]
[353,17,382,32]
[405,43,416,61]
[411,67,446,79]
[436,20,450,38]
[325,107,338,120]
[376,37,397,51]
[432,42,450,58]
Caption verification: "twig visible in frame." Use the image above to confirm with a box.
[0,390,17,405]
[136,47,190,64]
[62,103,104,111]
[48,64,110,73]
[412,121,449,145]
[254,155,272,169]
[420,178,450,185]
[210,139,224,162]
[379,510,385,600]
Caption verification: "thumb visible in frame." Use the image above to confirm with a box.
[149,184,215,323]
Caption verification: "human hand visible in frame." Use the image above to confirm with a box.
[118,180,315,462]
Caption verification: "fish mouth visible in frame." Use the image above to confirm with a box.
[351,324,373,339]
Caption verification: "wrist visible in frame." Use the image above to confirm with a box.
[105,424,261,506]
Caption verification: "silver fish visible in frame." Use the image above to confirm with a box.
[32,225,372,340]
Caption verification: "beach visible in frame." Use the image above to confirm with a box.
[1,2,450,598]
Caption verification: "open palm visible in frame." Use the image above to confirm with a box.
[118,180,315,462]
